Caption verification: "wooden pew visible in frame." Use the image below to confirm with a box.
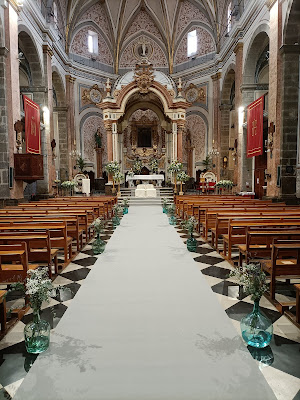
[0,232,59,277]
[0,243,39,283]
[0,223,72,267]
[260,241,300,301]
[212,211,300,249]
[223,219,300,264]
[238,229,300,267]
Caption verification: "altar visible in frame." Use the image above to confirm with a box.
[126,174,164,187]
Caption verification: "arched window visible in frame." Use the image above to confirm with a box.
[227,2,232,33]
[187,30,197,57]
[88,30,98,54]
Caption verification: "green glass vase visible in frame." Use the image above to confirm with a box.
[24,310,50,354]
[163,207,167,214]
[123,207,128,215]
[92,233,106,255]
[112,215,120,228]
[169,215,177,225]
[187,232,197,252]
[241,300,273,348]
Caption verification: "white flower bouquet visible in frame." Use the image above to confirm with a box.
[133,159,143,174]
[61,180,78,188]
[113,171,124,183]
[168,160,183,174]
[216,180,233,188]
[177,171,189,183]
[92,217,105,234]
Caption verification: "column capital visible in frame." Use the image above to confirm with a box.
[66,75,76,84]
[0,47,9,58]
[266,0,277,10]
[42,44,53,57]
[234,42,244,55]
[211,72,222,81]
[104,120,113,132]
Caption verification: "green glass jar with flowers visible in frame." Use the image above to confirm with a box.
[229,263,273,348]
[121,198,129,214]
[112,204,123,228]
[181,216,198,252]
[167,204,177,225]
[92,217,106,255]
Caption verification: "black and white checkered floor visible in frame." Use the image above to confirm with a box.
[0,218,299,400]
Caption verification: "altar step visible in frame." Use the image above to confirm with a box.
[119,188,174,198]
[127,198,165,206]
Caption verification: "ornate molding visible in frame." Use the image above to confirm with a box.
[134,61,154,94]
[211,72,221,81]
[42,45,53,57]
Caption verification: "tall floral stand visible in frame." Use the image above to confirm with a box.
[179,181,184,196]
[117,183,121,198]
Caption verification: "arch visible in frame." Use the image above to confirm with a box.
[283,0,300,45]
[243,25,270,81]
[52,68,66,106]
[221,64,236,103]
[18,29,43,86]
[186,111,208,163]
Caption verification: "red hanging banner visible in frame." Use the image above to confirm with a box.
[23,95,41,154]
[246,95,264,158]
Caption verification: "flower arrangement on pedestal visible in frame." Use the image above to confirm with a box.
[133,159,143,174]
[113,171,124,197]
[216,180,233,193]
[61,180,78,196]
[177,171,190,195]
[105,161,120,193]
[91,217,106,254]
[229,264,273,348]
[149,158,159,173]
[181,216,198,252]
[168,161,183,194]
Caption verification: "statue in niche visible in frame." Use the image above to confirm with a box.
[199,87,206,103]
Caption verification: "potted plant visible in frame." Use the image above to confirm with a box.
[177,171,189,195]
[91,217,106,255]
[181,216,198,252]
[229,263,273,348]
[112,204,123,228]
[121,198,129,214]
[167,160,183,194]
[113,171,124,198]
[167,203,177,225]
[105,161,120,195]
[202,155,212,170]
[76,155,87,173]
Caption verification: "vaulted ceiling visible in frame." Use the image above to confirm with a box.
[57,0,231,73]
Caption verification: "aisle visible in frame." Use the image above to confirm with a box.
[15,206,275,400]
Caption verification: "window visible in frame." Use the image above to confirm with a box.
[227,2,232,33]
[88,31,98,54]
[53,1,58,25]
[187,30,197,57]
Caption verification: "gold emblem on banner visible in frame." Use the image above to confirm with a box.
[31,116,36,136]
[252,120,257,136]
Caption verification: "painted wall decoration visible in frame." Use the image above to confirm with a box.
[186,114,206,162]
[175,26,215,64]
[70,26,113,65]
[77,2,111,39]
[119,35,167,68]
[176,0,210,37]
[82,116,107,166]
[185,83,208,107]
[123,10,163,42]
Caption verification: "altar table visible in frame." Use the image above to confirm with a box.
[126,174,164,187]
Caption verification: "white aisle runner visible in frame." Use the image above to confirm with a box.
[15,206,275,400]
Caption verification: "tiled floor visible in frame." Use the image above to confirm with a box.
[0,216,300,399]
[176,225,300,400]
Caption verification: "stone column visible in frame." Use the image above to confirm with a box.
[211,72,221,180]
[177,120,185,162]
[219,103,231,179]
[266,0,282,199]
[54,106,69,181]
[0,46,9,201]
[4,3,22,200]
[280,44,300,201]
[172,121,177,161]
[234,42,244,191]
[104,120,113,162]
[96,148,103,178]
[66,75,76,177]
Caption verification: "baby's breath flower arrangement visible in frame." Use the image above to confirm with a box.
[92,217,105,234]
[181,216,198,234]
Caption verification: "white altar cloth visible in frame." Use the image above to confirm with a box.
[135,184,157,198]
[127,174,164,188]
[82,178,90,196]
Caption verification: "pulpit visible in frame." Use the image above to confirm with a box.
[14,153,44,183]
